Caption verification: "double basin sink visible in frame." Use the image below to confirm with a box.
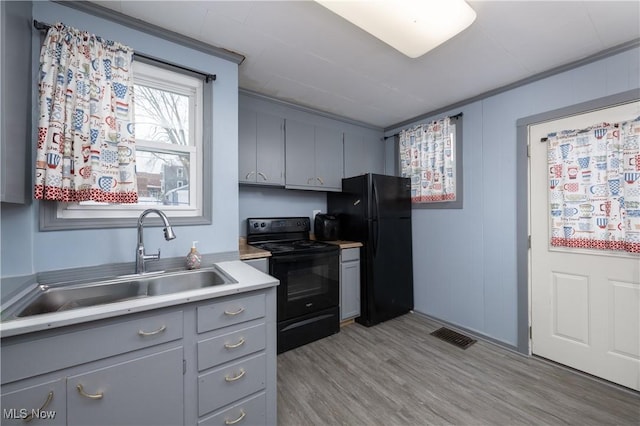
[4,267,235,319]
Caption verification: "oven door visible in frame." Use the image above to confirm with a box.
[271,250,339,321]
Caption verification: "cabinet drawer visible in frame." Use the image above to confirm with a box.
[198,323,266,371]
[198,353,266,417]
[2,310,183,384]
[1,379,66,425]
[341,247,360,262]
[198,392,266,426]
[197,293,265,333]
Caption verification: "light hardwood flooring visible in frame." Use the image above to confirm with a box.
[277,313,639,425]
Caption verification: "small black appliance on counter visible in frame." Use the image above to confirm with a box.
[314,213,340,241]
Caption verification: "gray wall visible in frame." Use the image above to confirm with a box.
[239,186,326,237]
[385,46,640,348]
[1,1,239,278]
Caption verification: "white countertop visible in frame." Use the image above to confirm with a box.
[0,261,278,338]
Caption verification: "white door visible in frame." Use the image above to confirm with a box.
[530,101,640,391]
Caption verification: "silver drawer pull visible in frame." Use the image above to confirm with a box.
[307,177,314,184]
[257,172,268,181]
[224,307,245,316]
[225,410,246,425]
[138,324,167,336]
[244,171,255,180]
[316,176,324,185]
[224,337,246,349]
[24,391,54,422]
[76,384,103,400]
[224,369,246,382]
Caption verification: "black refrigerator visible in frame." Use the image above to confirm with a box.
[328,174,413,327]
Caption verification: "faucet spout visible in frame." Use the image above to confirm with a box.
[136,209,176,274]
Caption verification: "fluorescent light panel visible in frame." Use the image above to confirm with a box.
[315,0,477,58]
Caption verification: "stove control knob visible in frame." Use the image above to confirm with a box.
[260,222,266,228]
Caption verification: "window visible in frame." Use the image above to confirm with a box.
[398,114,463,209]
[41,60,212,230]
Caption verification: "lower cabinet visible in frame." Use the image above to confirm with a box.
[1,286,277,425]
[1,379,66,425]
[67,348,183,426]
[340,248,361,321]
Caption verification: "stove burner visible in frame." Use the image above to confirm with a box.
[251,240,337,255]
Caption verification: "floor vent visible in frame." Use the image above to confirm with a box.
[430,327,476,350]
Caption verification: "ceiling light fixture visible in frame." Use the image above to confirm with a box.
[315,0,477,58]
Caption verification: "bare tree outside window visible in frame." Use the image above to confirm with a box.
[134,84,192,206]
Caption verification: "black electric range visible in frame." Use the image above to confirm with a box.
[247,217,340,353]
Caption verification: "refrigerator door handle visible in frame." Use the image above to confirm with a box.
[372,180,380,256]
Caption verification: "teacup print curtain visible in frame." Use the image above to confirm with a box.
[547,117,640,253]
[34,23,137,203]
[399,117,456,203]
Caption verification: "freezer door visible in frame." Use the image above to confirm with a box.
[328,175,370,241]
[371,174,411,219]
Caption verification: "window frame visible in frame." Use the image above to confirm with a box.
[39,59,213,231]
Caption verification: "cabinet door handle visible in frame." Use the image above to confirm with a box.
[225,410,246,425]
[224,369,246,382]
[224,307,245,316]
[244,171,255,180]
[23,391,54,422]
[307,177,314,184]
[137,324,167,336]
[224,337,246,349]
[76,384,104,400]
[257,172,268,181]
[316,177,324,185]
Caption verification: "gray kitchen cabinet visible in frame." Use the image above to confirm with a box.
[66,347,183,426]
[1,287,277,425]
[285,119,344,191]
[194,289,276,424]
[239,107,285,186]
[1,379,66,425]
[343,131,385,178]
[340,248,361,321]
[0,0,31,204]
[1,309,183,426]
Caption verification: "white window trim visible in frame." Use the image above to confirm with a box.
[56,61,204,221]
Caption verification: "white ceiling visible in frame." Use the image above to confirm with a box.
[90,1,640,128]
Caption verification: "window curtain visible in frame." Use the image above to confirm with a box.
[547,117,640,253]
[34,23,137,203]
[399,117,455,203]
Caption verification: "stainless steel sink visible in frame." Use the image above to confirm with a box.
[141,270,229,296]
[11,267,234,318]
[16,281,147,317]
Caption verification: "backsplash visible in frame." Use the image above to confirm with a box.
[239,186,326,236]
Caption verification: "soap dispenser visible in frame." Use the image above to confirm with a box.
[186,241,202,270]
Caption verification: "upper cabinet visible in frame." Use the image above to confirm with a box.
[343,131,385,178]
[1,1,31,204]
[239,90,385,193]
[238,108,285,186]
[285,119,343,191]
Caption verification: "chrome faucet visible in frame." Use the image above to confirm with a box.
[136,209,177,274]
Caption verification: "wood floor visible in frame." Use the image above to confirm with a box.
[277,313,639,425]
